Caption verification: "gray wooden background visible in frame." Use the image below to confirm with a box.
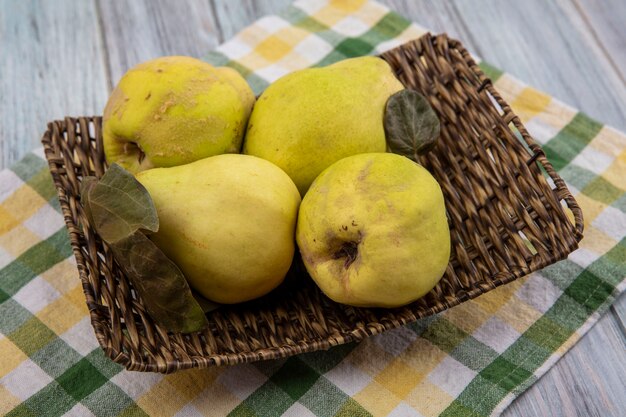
[1,1,624,416]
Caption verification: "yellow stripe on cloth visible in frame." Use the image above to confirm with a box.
[510,87,553,124]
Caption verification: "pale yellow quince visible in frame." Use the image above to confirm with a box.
[104,56,254,174]
[137,154,301,304]
[243,56,404,195]
[296,153,450,308]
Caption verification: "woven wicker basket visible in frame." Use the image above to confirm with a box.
[41,33,583,373]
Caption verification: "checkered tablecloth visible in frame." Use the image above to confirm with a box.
[1,1,625,416]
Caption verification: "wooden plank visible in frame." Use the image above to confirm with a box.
[571,0,626,81]
[611,292,626,335]
[383,0,626,132]
[96,0,222,86]
[0,0,109,169]
[381,0,477,48]
[210,0,292,41]
[505,310,626,417]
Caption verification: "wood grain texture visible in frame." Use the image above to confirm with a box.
[210,0,292,41]
[611,292,626,335]
[572,0,626,81]
[96,0,221,85]
[0,0,109,169]
[1,0,624,415]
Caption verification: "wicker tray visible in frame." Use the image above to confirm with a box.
[41,33,583,373]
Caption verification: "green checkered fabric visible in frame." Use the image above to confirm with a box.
[1,1,625,416]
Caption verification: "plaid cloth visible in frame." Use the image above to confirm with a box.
[1,1,625,416]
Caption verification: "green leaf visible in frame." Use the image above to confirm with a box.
[384,89,441,161]
[80,176,99,228]
[80,176,98,197]
[81,164,208,333]
[109,232,208,333]
[85,164,158,243]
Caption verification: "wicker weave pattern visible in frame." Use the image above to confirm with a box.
[41,34,582,373]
